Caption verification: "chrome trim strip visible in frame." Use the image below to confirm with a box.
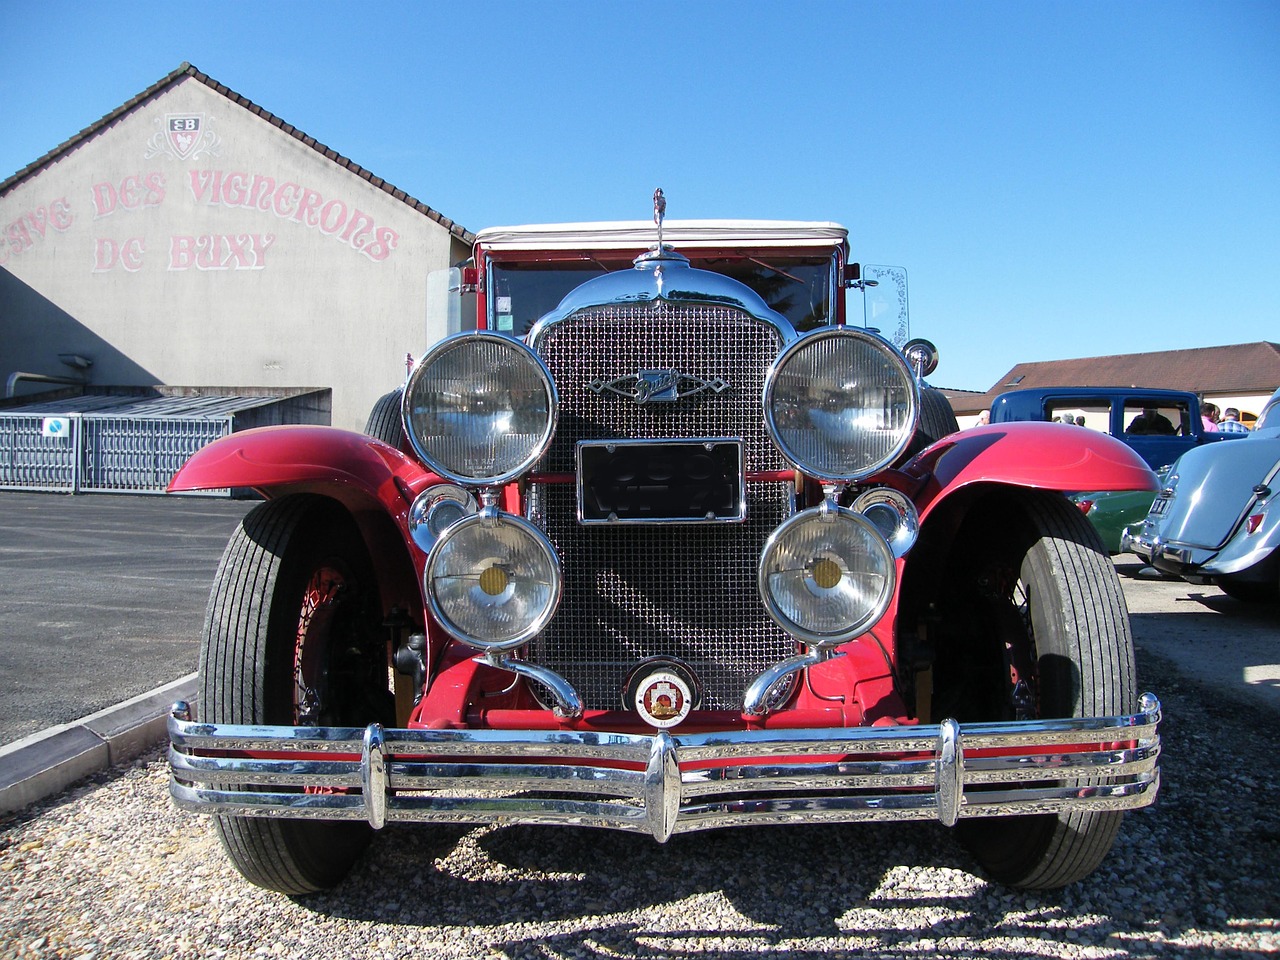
[168,696,1161,840]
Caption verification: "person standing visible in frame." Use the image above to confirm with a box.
[1219,407,1250,433]
[1201,401,1220,432]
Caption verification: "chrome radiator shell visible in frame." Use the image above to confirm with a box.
[528,302,795,710]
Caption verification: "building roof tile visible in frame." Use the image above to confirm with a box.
[945,341,1280,414]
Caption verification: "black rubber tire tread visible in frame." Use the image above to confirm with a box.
[957,491,1136,889]
[199,494,374,895]
[903,385,960,460]
[363,387,405,448]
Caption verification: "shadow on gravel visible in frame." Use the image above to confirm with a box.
[290,649,1280,957]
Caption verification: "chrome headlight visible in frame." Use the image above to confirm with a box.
[764,328,918,481]
[425,508,561,652]
[758,502,896,647]
[403,332,557,486]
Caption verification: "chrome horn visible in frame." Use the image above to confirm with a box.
[851,487,919,559]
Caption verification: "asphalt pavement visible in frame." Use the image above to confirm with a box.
[0,491,253,810]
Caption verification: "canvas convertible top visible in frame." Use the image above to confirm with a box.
[474,220,849,250]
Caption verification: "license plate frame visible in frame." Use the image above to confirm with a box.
[576,439,745,524]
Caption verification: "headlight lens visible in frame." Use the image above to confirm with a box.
[403,332,557,486]
[764,328,917,481]
[425,509,561,651]
[758,503,895,647]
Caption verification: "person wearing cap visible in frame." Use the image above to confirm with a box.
[1219,407,1250,434]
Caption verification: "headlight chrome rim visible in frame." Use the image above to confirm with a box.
[757,502,896,648]
[424,508,562,652]
[763,328,919,482]
[402,331,558,487]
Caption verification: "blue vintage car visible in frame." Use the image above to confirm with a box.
[1122,388,1280,601]
[989,386,1243,469]
[990,386,1245,552]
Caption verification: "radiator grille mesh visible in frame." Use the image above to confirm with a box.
[529,302,796,710]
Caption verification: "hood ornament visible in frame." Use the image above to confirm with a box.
[635,188,687,279]
[653,187,666,248]
[589,369,730,405]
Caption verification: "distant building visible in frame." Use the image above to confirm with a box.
[944,341,1280,428]
[1,63,472,431]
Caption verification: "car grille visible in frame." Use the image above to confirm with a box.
[529,301,796,710]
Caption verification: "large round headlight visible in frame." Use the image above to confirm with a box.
[764,328,918,481]
[758,503,895,647]
[425,508,561,651]
[403,332,557,486]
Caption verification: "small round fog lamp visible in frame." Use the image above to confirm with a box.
[758,503,896,647]
[425,509,561,651]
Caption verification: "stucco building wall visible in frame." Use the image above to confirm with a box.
[1,70,470,431]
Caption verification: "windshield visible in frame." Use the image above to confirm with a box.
[489,255,836,337]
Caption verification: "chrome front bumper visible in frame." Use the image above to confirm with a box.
[168,695,1161,842]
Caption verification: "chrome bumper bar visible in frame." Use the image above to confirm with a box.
[168,694,1161,842]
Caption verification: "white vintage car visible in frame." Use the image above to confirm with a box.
[1124,387,1280,601]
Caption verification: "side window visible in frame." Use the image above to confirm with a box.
[1122,400,1188,436]
[1044,401,1111,434]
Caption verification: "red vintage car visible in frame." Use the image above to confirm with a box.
[167,194,1161,894]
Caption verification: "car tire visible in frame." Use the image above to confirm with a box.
[934,491,1136,888]
[364,387,405,448]
[200,495,392,895]
[903,385,959,460]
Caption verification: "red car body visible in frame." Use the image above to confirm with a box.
[168,208,1161,895]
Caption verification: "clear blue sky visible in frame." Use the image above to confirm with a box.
[2,1,1276,393]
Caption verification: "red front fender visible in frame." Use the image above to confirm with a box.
[906,422,1159,518]
[169,425,438,515]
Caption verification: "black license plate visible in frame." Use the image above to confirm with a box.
[577,440,745,524]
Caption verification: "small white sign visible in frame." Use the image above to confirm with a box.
[41,417,71,438]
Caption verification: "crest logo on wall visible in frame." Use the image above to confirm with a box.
[145,113,221,161]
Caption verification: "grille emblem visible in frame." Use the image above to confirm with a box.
[588,369,729,404]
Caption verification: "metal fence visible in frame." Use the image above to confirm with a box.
[0,413,231,495]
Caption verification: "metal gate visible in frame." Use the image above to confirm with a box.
[0,413,231,495]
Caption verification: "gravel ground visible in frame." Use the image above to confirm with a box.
[2,648,1278,960]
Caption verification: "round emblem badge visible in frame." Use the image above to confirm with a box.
[634,670,693,729]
